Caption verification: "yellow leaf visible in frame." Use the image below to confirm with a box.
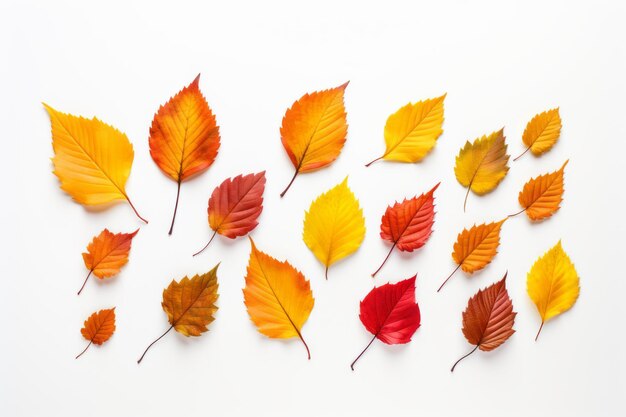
[514,108,561,160]
[243,238,314,359]
[303,177,365,279]
[366,94,446,166]
[43,104,147,222]
[527,241,579,340]
[279,82,349,197]
[454,129,510,211]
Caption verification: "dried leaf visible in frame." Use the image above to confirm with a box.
[243,238,314,359]
[149,75,220,234]
[279,82,349,197]
[512,160,568,220]
[43,104,147,223]
[350,276,421,370]
[76,308,116,359]
[514,108,561,160]
[303,177,365,279]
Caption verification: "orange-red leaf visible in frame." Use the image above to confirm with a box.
[451,273,516,372]
[149,74,221,234]
[372,183,439,276]
[279,82,349,197]
[76,308,116,359]
[516,160,568,221]
[79,228,138,295]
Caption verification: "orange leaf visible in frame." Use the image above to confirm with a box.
[279,82,349,197]
[451,273,516,372]
[513,160,568,221]
[76,308,116,359]
[514,108,561,160]
[372,183,439,277]
[438,219,506,292]
[138,264,219,363]
[149,75,221,234]
[193,172,266,256]
[79,228,138,295]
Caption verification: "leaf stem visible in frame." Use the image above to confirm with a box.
[75,341,93,359]
[535,321,544,341]
[126,196,148,224]
[280,169,299,198]
[295,328,311,360]
[365,156,383,167]
[508,207,527,218]
[137,325,173,364]
[192,230,218,257]
[437,264,461,292]
[168,181,182,235]
[371,243,396,277]
[451,345,479,372]
[513,146,531,162]
[463,186,471,213]
[325,266,329,280]
[350,335,377,370]
[77,270,93,295]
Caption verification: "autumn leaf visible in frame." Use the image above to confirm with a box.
[137,264,219,363]
[76,308,116,359]
[79,228,138,295]
[193,172,266,256]
[510,160,568,221]
[365,95,446,166]
[514,108,561,161]
[350,276,421,370]
[527,241,579,341]
[243,238,314,359]
[43,104,147,223]
[454,129,510,212]
[438,219,506,292]
[302,177,365,279]
[451,273,515,372]
[149,74,220,235]
[279,82,349,197]
[372,183,439,277]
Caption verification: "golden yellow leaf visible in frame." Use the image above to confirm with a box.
[43,104,147,222]
[366,94,446,166]
[243,238,314,359]
[279,82,349,197]
[514,108,561,160]
[513,160,568,221]
[303,177,365,279]
[527,241,579,340]
[454,129,510,211]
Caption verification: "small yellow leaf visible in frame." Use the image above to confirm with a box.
[303,177,365,279]
[527,241,579,340]
[454,129,510,211]
[515,108,561,160]
[366,95,446,166]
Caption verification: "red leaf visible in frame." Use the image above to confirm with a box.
[451,272,516,372]
[350,275,421,370]
[193,172,266,256]
[372,183,439,276]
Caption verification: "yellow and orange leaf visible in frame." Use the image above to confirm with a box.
[514,108,561,160]
[43,104,147,223]
[279,82,349,197]
[243,238,314,359]
[76,307,116,359]
[149,75,220,234]
[514,160,568,221]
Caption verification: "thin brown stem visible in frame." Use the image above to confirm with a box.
[168,181,182,235]
[137,325,173,364]
[508,207,527,218]
[371,243,396,277]
[451,345,479,372]
[513,146,531,162]
[75,341,93,359]
[126,196,148,224]
[295,328,311,360]
[365,156,383,167]
[535,321,545,341]
[437,264,461,292]
[192,230,218,257]
[325,266,329,280]
[463,186,471,212]
[350,335,377,370]
[77,270,93,295]
[280,169,299,198]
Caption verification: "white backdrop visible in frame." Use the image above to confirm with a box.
[1,1,625,416]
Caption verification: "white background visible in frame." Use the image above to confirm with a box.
[1,1,625,416]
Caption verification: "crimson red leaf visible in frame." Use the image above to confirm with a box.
[350,275,421,370]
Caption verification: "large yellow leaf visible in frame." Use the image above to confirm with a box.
[527,241,579,340]
[243,238,314,359]
[303,177,365,279]
[43,104,147,222]
[454,129,510,211]
[514,108,561,160]
[365,94,446,166]
[279,82,349,197]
